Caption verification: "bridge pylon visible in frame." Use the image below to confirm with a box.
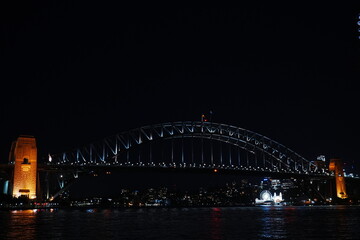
[329,158,348,199]
[10,135,37,199]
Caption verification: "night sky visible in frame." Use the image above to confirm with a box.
[1,3,360,169]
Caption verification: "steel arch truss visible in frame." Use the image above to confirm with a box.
[49,121,321,175]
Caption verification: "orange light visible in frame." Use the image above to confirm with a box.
[12,136,37,199]
[213,169,218,173]
[329,158,348,199]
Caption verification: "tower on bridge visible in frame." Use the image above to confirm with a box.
[329,158,348,199]
[10,135,37,199]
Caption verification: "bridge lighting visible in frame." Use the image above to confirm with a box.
[45,122,318,179]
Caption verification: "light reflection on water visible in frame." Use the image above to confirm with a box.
[210,207,223,240]
[5,210,37,239]
[1,206,360,240]
[259,207,287,239]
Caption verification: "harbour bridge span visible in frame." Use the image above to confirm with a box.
[47,121,328,177]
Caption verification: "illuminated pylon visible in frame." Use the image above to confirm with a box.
[329,158,348,199]
[11,135,37,199]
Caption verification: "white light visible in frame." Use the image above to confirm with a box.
[260,190,272,201]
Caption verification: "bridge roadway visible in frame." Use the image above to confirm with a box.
[1,162,334,180]
[44,163,337,179]
[2,157,360,203]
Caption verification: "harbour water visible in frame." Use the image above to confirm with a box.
[1,205,359,239]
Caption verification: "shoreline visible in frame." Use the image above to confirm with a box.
[1,203,358,211]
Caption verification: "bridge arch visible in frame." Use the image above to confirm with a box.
[49,121,321,175]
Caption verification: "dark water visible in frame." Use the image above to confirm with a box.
[1,205,359,240]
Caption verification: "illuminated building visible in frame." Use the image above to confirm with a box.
[255,190,283,205]
[329,158,348,199]
[11,135,37,199]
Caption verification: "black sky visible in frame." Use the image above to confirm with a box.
[1,3,360,167]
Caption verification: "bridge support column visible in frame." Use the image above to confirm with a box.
[45,172,50,200]
[11,135,37,199]
[329,158,348,199]
[210,141,214,165]
[57,174,65,189]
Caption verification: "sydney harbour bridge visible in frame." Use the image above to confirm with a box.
[3,121,353,201]
[48,121,325,174]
